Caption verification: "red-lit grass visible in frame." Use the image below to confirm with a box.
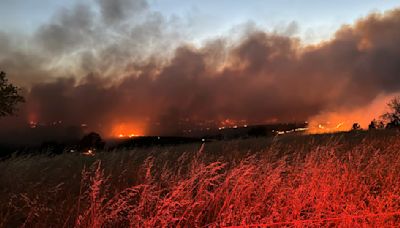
[2,131,400,227]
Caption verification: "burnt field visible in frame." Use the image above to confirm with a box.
[1,130,400,227]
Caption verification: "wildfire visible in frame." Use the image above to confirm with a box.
[111,122,145,139]
[118,133,138,138]
[219,119,248,129]
[308,121,349,134]
[28,112,39,128]
[29,121,38,129]
[307,93,398,134]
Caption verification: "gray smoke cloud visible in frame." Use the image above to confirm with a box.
[1,2,400,143]
[35,4,94,55]
[97,0,148,24]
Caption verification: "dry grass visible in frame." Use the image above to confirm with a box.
[1,130,400,227]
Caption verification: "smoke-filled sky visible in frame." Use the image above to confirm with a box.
[1,0,400,43]
[1,0,400,142]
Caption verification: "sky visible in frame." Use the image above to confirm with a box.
[1,0,400,143]
[1,0,399,43]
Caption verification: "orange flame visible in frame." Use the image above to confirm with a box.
[307,93,399,134]
[111,122,145,139]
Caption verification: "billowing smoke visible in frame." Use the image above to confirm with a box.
[1,1,400,143]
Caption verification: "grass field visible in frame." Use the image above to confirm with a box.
[1,130,400,227]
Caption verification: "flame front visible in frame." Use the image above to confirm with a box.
[111,122,145,139]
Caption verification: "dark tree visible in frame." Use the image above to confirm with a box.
[369,119,385,130]
[368,120,376,130]
[78,132,105,152]
[377,121,385,129]
[351,123,361,131]
[0,71,24,117]
[386,116,400,129]
[382,97,400,129]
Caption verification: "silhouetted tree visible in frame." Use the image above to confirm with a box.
[368,120,376,130]
[368,119,385,130]
[386,116,400,129]
[382,97,400,129]
[377,121,385,129]
[351,123,361,131]
[0,71,24,117]
[78,132,105,152]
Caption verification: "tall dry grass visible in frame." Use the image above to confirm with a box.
[1,131,400,227]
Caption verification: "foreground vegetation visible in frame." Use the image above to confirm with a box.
[1,130,400,227]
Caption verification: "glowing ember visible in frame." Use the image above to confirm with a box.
[29,121,37,128]
[82,149,95,156]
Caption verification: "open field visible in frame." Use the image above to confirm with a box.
[1,130,400,227]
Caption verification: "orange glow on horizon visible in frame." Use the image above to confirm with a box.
[117,133,138,138]
[307,93,400,134]
[110,122,145,139]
